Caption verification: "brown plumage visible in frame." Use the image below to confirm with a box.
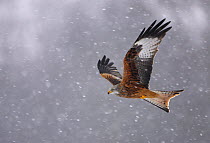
[97,19,184,113]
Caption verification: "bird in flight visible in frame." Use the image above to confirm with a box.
[97,19,183,113]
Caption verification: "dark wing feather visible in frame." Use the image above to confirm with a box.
[134,57,153,88]
[97,55,122,85]
[122,19,172,88]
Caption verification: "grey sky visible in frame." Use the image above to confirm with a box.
[0,0,209,143]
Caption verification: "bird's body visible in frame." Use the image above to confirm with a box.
[111,83,157,99]
[97,19,184,112]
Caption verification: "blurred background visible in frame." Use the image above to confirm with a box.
[0,0,209,143]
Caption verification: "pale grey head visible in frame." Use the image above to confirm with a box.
[107,84,120,95]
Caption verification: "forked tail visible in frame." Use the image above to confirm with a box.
[144,90,184,113]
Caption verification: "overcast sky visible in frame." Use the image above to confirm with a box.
[0,0,209,143]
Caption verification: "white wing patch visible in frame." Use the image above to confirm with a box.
[135,37,161,58]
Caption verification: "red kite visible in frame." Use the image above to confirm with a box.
[97,19,183,112]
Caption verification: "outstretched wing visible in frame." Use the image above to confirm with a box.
[97,55,122,85]
[122,19,172,88]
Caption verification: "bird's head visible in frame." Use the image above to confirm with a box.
[107,85,120,95]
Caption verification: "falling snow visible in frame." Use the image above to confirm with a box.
[0,0,209,143]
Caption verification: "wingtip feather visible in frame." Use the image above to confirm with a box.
[97,59,101,68]
[135,19,172,41]
[151,20,157,26]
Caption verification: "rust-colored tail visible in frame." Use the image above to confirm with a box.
[144,90,184,112]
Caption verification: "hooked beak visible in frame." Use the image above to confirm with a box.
[108,90,112,94]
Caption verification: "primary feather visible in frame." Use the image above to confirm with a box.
[97,55,122,85]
